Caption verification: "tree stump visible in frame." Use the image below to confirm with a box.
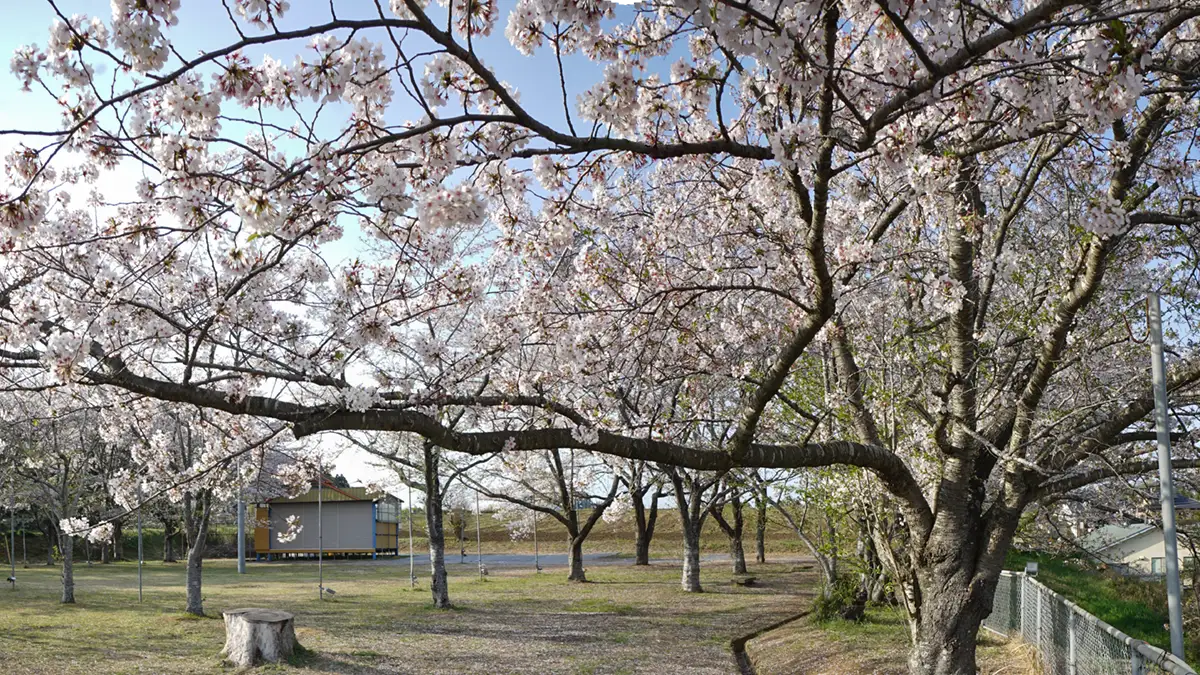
[220,608,298,667]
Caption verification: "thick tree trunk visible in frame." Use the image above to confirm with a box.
[730,535,748,575]
[426,497,450,608]
[185,547,204,615]
[634,531,651,566]
[907,577,996,675]
[113,519,123,561]
[163,518,177,563]
[60,533,75,603]
[424,444,451,609]
[42,522,54,566]
[681,521,702,593]
[632,489,658,566]
[183,492,211,616]
[101,535,110,564]
[668,469,708,593]
[567,536,586,582]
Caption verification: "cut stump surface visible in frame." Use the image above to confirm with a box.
[220,608,298,667]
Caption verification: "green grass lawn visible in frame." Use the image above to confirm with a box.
[0,556,814,674]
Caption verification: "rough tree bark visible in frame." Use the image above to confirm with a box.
[632,487,659,566]
[182,490,212,616]
[220,608,297,667]
[423,443,451,608]
[112,519,123,561]
[162,516,177,563]
[711,490,748,575]
[41,520,54,566]
[668,469,719,593]
[59,530,75,603]
[567,536,586,582]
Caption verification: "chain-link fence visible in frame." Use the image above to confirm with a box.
[983,571,1196,675]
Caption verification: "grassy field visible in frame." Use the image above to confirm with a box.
[0,555,817,674]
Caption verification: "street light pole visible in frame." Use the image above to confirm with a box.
[1149,292,1185,658]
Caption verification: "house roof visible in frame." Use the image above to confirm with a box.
[1079,523,1156,553]
[268,486,398,504]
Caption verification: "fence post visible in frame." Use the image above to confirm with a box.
[1130,640,1146,675]
[1020,574,1027,639]
[1036,583,1044,653]
[1067,608,1077,675]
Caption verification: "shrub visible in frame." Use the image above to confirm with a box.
[811,576,862,623]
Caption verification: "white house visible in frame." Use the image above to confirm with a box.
[1080,523,1194,575]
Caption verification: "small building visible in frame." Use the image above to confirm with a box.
[254,484,402,560]
[1081,523,1194,576]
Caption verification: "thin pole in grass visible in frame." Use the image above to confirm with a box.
[475,490,482,581]
[318,464,324,602]
[137,483,143,602]
[533,511,539,573]
[407,481,414,589]
[8,471,15,590]
[236,457,246,575]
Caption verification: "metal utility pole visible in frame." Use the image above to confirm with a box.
[318,466,324,601]
[9,473,15,590]
[407,482,414,589]
[1150,293,1185,658]
[475,490,483,581]
[137,482,143,603]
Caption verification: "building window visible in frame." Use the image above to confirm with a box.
[1152,558,1166,574]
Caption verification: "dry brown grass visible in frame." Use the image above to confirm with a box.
[0,556,814,674]
[745,606,1042,675]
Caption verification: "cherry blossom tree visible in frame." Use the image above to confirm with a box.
[475,448,621,581]
[3,392,115,604]
[5,1,1200,672]
[616,459,666,566]
[101,400,293,615]
[343,430,493,608]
